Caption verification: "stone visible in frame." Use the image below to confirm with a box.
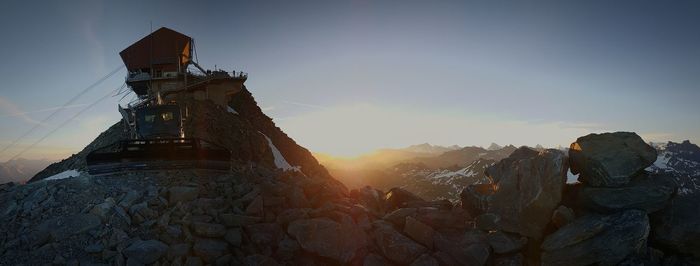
[244,223,283,247]
[551,205,575,228]
[569,132,657,187]
[166,243,191,261]
[36,213,101,241]
[288,218,367,263]
[275,235,301,261]
[245,195,264,216]
[108,228,129,248]
[90,198,115,221]
[191,222,226,238]
[185,256,203,266]
[415,207,469,229]
[275,208,310,226]
[404,216,435,249]
[363,253,390,266]
[193,238,229,263]
[460,184,494,216]
[169,186,199,204]
[486,231,527,254]
[85,243,104,253]
[372,221,427,265]
[480,147,568,239]
[382,207,416,228]
[493,253,524,266]
[410,253,440,266]
[578,172,676,213]
[122,239,168,264]
[384,187,425,211]
[433,230,490,266]
[287,187,310,208]
[242,254,278,266]
[224,228,242,246]
[119,190,141,208]
[219,213,262,227]
[541,209,650,266]
[650,193,700,258]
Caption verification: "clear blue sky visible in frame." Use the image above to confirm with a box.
[0,0,699,160]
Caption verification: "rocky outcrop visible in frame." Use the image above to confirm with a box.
[651,192,700,258]
[577,171,676,213]
[466,147,568,239]
[541,209,650,266]
[569,132,657,187]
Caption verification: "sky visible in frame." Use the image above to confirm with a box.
[0,0,699,160]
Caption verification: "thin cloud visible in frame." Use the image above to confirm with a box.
[0,97,43,125]
[283,100,329,110]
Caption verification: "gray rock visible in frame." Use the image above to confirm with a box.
[166,243,191,261]
[288,218,367,263]
[191,222,226,238]
[85,243,104,253]
[410,253,439,266]
[219,213,262,227]
[244,223,284,247]
[36,213,101,240]
[373,221,426,265]
[434,230,490,266]
[404,216,435,249]
[193,238,229,263]
[551,205,575,228]
[578,172,676,213]
[569,132,657,187]
[384,187,425,211]
[90,198,115,221]
[650,192,700,258]
[245,195,264,216]
[122,239,168,264]
[382,207,416,228]
[119,190,141,208]
[169,186,199,203]
[493,253,524,266]
[487,231,527,254]
[481,147,568,238]
[275,235,301,261]
[224,228,242,246]
[275,208,310,226]
[541,209,650,266]
[185,256,203,266]
[363,253,390,266]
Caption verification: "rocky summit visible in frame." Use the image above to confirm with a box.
[1,84,699,265]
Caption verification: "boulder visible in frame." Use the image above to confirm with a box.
[245,195,264,216]
[460,183,494,216]
[122,239,168,264]
[433,230,490,266]
[578,172,676,213]
[569,132,657,187]
[90,198,115,221]
[482,147,568,238]
[191,222,226,238]
[224,228,242,246]
[650,192,700,258]
[384,187,425,211]
[372,221,427,265]
[166,243,191,261]
[193,238,229,263]
[550,205,575,229]
[219,213,262,227]
[404,216,435,249]
[414,207,469,229]
[36,213,101,241]
[486,231,527,254]
[169,186,199,203]
[363,253,391,266]
[244,223,284,247]
[410,253,440,266]
[541,209,650,266]
[382,208,416,228]
[287,218,367,263]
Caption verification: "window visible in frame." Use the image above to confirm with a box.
[161,112,174,121]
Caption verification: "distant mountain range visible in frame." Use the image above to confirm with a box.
[0,158,53,184]
[321,140,700,201]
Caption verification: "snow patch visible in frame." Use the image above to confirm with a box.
[259,132,300,172]
[566,168,579,184]
[227,106,239,115]
[45,169,81,181]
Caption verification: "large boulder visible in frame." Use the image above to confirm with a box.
[578,172,676,213]
[384,187,425,211]
[478,147,568,238]
[122,239,169,264]
[650,192,700,258]
[372,221,427,265]
[541,209,650,266]
[569,132,657,187]
[287,218,367,263]
[433,230,490,266]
